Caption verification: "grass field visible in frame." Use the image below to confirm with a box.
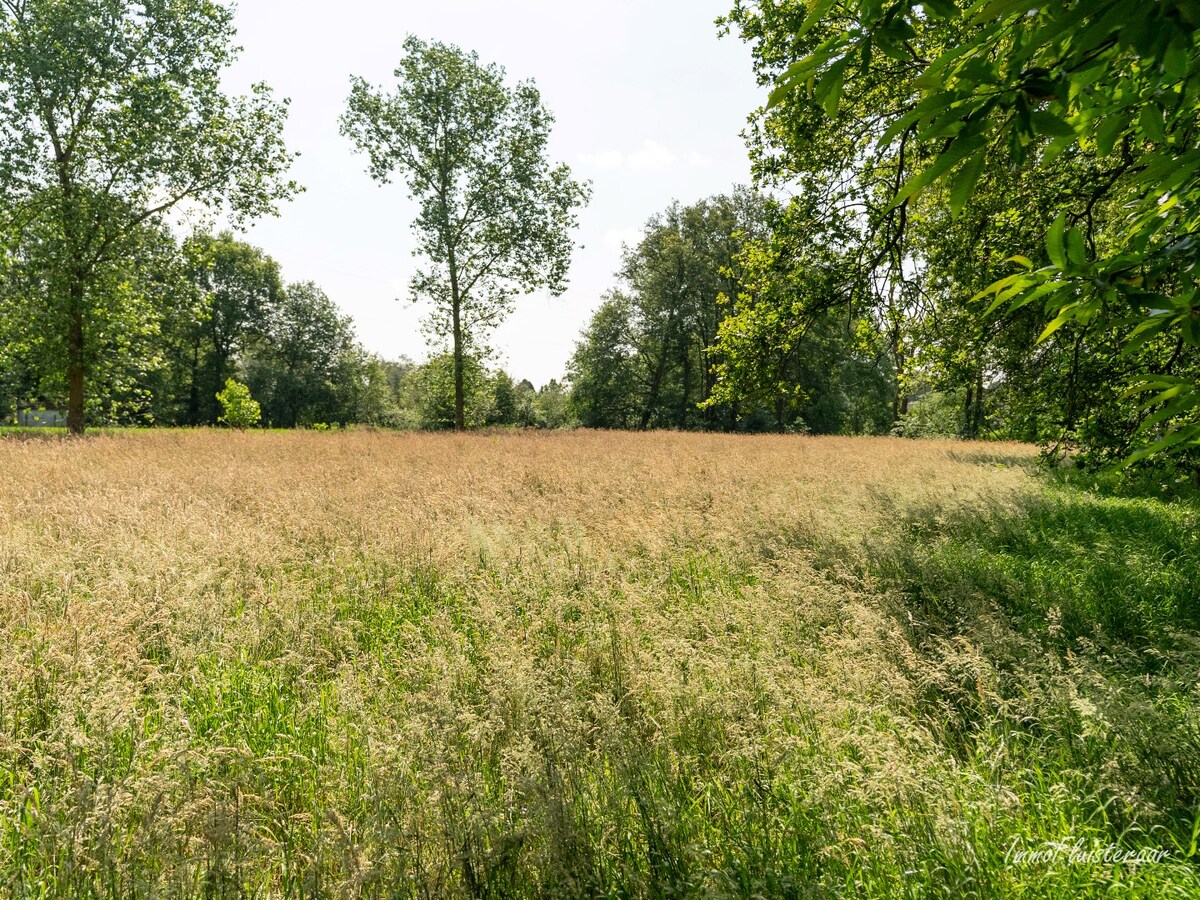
[0,430,1197,898]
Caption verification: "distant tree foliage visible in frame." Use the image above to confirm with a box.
[341,36,590,431]
[180,233,285,426]
[569,191,896,434]
[0,0,297,434]
[2,221,562,431]
[1,215,184,425]
[215,379,261,430]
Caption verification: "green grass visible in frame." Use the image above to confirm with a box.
[1,433,1198,897]
[850,475,1200,895]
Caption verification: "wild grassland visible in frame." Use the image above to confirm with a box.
[0,430,1196,898]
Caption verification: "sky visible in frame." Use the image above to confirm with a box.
[221,1,765,387]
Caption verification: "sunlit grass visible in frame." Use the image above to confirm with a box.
[0,429,1195,897]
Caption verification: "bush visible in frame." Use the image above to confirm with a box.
[216,379,261,430]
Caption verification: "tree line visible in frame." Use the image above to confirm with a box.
[2,0,1198,468]
[0,5,586,435]
[704,0,1200,468]
[0,226,570,429]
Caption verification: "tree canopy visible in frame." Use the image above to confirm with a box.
[755,0,1200,463]
[341,35,590,430]
[0,0,298,433]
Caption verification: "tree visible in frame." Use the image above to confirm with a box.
[568,192,774,432]
[534,379,572,429]
[216,378,260,430]
[0,0,297,434]
[181,232,285,425]
[706,198,896,434]
[244,282,361,428]
[568,292,642,429]
[762,0,1200,464]
[0,210,186,424]
[408,352,491,430]
[619,197,756,430]
[341,35,590,430]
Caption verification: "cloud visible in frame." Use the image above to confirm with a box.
[577,149,625,170]
[603,227,643,253]
[627,140,679,171]
[578,141,712,173]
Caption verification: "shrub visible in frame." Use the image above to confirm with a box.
[216,379,261,430]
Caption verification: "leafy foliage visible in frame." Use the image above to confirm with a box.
[341,36,589,430]
[243,282,363,428]
[0,0,297,434]
[766,0,1200,464]
[215,378,260,430]
[179,232,285,426]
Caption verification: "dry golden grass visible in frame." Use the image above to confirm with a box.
[3,430,1192,897]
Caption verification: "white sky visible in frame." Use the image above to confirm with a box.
[222,1,763,387]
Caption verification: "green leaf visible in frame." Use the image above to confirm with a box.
[1094,114,1126,156]
[1125,375,1191,394]
[1066,226,1086,268]
[1139,103,1166,143]
[950,148,987,216]
[1122,314,1174,355]
[893,132,988,207]
[1030,109,1076,138]
[876,93,960,148]
[768,49,837,107]
[1045,212,1067,269]
[971,0,1043,24]
[1124,424,1200,466]
[1137,393,1200,434]
[1162,41,1190,81]
[814,56,851,117]
[1042,133,1077,165]
[799,0,839,37]
[975,271,1026,304]
[1037,301,1081,342]
[923,0,959,18]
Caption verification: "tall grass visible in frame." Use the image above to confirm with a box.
[0,430,1195,897]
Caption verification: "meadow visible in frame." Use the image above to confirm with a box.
[0,430,1197,898]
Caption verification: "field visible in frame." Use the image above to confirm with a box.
[1,430,1198,898]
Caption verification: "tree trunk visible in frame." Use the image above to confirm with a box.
[209,343,229,426]
[640,347,668,431]
[890,326,906,422]
[972,367,985,436]
[679,341,691,429]
[66,283,85,436]
[452,310,465,431]
[449,267,465,432]
[188,340,201,425]
[963,382,975,439]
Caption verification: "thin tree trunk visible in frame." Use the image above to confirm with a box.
[188,340,201,425]
[66,282,85,436]
[972,367,985,436]
[640,347,669,431]
[1065,330,1084,434]
[448,253,465,432]
[679,341,691,429]
[209,351,227,426]
[964,382,975,439]
[452,304,465,431]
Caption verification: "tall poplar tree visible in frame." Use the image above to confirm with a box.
[341,36,589,430]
